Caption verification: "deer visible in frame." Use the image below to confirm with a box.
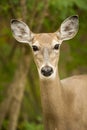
[11,15,87,130]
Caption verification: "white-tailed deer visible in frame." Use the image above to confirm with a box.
[11,16,87,130]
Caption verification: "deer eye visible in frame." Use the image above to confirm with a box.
[54,44,60,50]
[32,45,39,51]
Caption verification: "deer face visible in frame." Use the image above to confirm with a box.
[11,16,79,79]
[31,33,61,79]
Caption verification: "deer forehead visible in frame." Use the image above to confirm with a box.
[33,33,59,47]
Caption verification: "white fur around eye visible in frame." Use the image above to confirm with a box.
[33,41,40,46]
[52,39,62,47]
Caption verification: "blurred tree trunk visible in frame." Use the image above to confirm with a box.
[0,48,31,130]
[0,0,31,130]
[37,0,49,32]
[7,48,31,130]
[7,0,29,130]
[0,48,31,129]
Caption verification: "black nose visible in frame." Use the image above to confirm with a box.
[41,66,53,77]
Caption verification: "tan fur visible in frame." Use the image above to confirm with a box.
[33,33,59,46]
[40,72,87,130]
[11,16,87,130]
[32,34,87,130]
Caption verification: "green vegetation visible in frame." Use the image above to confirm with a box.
[0,0,87,129]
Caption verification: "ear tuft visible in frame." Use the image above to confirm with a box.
[11,19,18,24]
[69,15,78,20]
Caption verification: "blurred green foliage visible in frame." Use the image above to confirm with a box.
[18,122,43,130]
[0,0,87,129]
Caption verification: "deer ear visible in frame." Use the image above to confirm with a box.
[11,19,33,44]
[57,15,79,41]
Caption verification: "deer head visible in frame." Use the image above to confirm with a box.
[11,16,79,79]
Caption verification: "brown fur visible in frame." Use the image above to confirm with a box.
[11,16,87,130]
[40,74,87,130]
[31,34,87,130]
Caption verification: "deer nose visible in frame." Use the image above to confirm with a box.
[41,66,53,77]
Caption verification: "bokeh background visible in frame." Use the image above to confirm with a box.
[0,0,87,130]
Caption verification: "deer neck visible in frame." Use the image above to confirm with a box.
[39,69,66,130]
